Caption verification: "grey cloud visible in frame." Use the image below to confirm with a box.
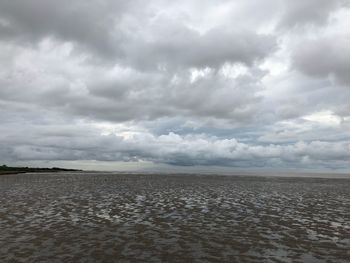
[0,0,130,57]
[0,0,276,69]
[1,117,350,169]
[75,69,265,123]
[293,34,350,86]
[258,117,350,143]
[0,43,266,123]
[279,0,346,28]
[122,25,276,70]
[1,0,350,170]
[261,66,350,124]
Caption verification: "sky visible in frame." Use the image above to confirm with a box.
[1,0,350,172]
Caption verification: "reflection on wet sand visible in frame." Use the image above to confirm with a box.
[0,173,349,262]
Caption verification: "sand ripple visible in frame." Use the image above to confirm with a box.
[0,173,349,262]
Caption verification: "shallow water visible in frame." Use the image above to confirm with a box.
[0,172,349,262]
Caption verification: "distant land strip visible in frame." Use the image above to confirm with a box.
[0,165,82,175]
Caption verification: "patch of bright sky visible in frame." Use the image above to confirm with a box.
[326,7,350,35]
[94,121,147,138]
[303,110,343,126]
[184,1,236,34]
[260,33,291,78]
[190,67,212,83]
[220,63,248,78]
[258,114,337,143]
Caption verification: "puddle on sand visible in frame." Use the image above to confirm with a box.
[0,173,349,262]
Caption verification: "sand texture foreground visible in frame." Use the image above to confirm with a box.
[0,173,349,262]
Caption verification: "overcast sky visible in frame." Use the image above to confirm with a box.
[1,0,350,172]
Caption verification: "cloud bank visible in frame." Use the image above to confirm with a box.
[1,0,350,171]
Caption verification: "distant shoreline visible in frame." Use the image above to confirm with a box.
[0,171,27,175]
[1,166,349,179]
[0,165,82,175]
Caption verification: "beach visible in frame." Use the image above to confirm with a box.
[0,172,349,262]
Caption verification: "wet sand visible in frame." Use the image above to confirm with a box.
[0,172,349,262]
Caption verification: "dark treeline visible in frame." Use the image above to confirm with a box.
[0,164,82,174]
